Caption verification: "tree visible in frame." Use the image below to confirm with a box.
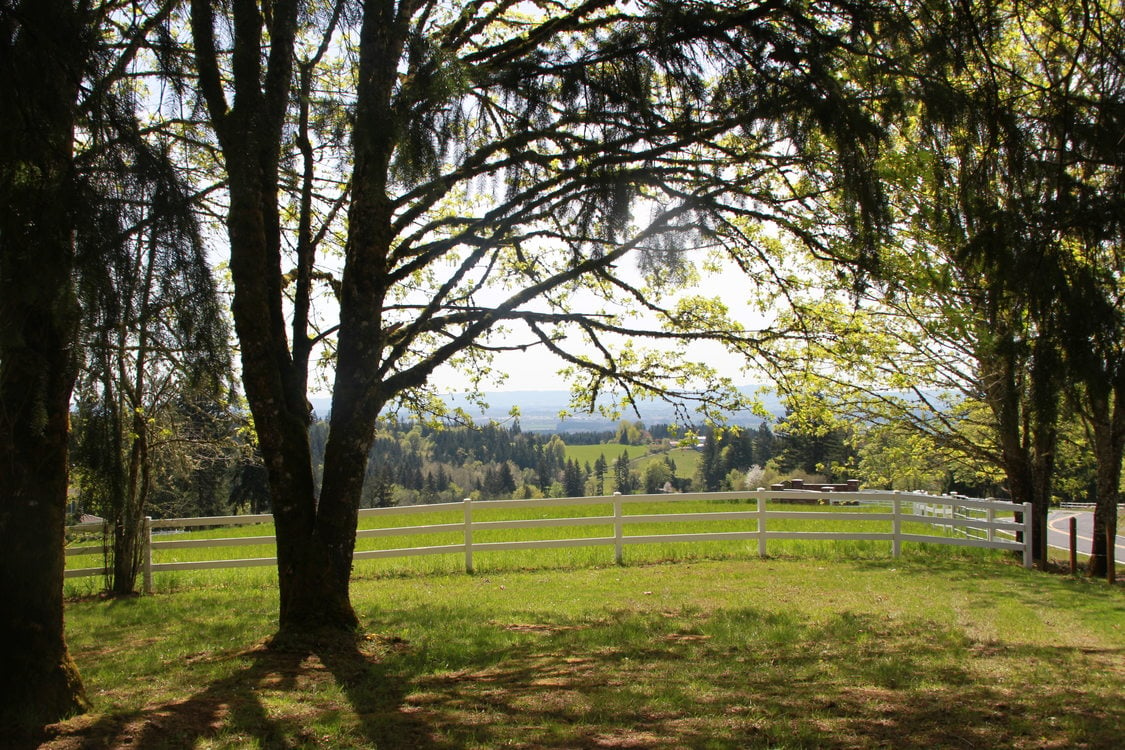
[3,0,220,722]
[0,0,91,726]
[773,398,854,481]
[613,451,638,494]
[753,0,1125,569]
[70,139,231,595]
[187,0,899,634]
[642,457,674,494]
[563,459,585,498]
[896,0,1125,572]
[593,453,608,496]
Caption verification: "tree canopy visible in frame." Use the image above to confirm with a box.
[3,0,1123,731]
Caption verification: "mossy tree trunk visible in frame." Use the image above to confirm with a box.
[0,0,90,728]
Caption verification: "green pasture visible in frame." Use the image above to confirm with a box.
[562,442,649,466]
[563,442,702,483]
[65,499,1014,597]
[41,555,1124,749]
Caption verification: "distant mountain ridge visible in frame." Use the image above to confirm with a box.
[311,386,783,432]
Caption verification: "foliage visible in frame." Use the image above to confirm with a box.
[751,0,1125,569]
[69,131,234,592]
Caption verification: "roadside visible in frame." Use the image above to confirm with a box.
[1047,509,1125,559]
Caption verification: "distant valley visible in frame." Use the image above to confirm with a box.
[311,386,784,432]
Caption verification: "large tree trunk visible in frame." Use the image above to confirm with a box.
[0,0,89,727]
[983,322,1057,567]
[224,163,350,632]
[191,0,421,636]
[1085,383,1123,579]
[191,0,359,635]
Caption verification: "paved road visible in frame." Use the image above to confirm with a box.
[1047,510,1125,558]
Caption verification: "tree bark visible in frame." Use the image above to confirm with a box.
[1085,383,1123,579]
[982,317,1056,566]
[0,0,89,727]
[191,0,362,634]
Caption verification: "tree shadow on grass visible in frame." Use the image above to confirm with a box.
[384,605,1124,749]
[35,632,449,750]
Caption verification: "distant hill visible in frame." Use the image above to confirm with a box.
[311,387,783,432]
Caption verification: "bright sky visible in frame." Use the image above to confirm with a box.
[426,256,769,394]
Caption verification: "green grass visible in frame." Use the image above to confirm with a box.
[65,499,1009,596]
[41,557,1124,749]
[563,443,703,483]
[563,442,649,466]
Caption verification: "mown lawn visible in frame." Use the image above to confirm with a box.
[36,556,1125,749]
[563,442,649,466]
[562,443,702,483]
[65,498,989,595]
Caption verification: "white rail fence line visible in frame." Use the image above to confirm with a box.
[65,490,1033,593]
[913,497,1008,543]
[1058,503,1125,511]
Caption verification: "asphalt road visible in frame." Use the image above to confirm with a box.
[1047,509,1125,558]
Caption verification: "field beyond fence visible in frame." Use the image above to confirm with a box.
[65,490,1032,594]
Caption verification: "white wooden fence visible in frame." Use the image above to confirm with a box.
[65,490,1033,593]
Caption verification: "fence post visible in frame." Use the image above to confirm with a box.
[1022,502,1033,569]
[1069,516,1078,575]
[463,498,474,574]
[613,495,623,565]
[892,492,902,558]
[142,516,153,595]
[987,505,995,543]
[757,495,767,558]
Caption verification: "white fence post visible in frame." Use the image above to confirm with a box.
[613,495,623,565]
[62,490,1037,586]
[143,516,153,595]
[892,492,902,558]
[757,494,767,557]
[987,505,995,543]
[463,498,474,574]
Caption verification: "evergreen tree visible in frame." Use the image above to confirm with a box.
[593,454,608,496]
[614,452,638,495]
[563,459,585,498]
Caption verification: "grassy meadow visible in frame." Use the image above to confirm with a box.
[50,499,1125,749]
[66,498,985,596]
[562,443,703,482]
[38,553,1124,750]
[562,442,649,466]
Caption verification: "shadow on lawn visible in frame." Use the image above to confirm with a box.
[36,632,447,750]
[376,604,1124,749]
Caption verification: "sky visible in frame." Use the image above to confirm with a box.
[425,256,769,394]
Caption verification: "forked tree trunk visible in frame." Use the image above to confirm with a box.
[0,0,89,726]
[191,0,412,637]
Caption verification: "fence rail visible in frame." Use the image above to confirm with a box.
[65,490,1033,593]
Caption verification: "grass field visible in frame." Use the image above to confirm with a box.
[563,442,649,466]
[562,444,702,482]
[65,499,998,596]
[36,555,1124,749]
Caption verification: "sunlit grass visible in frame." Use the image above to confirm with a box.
[65,498,1020,596]
[47,558,1124,750]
